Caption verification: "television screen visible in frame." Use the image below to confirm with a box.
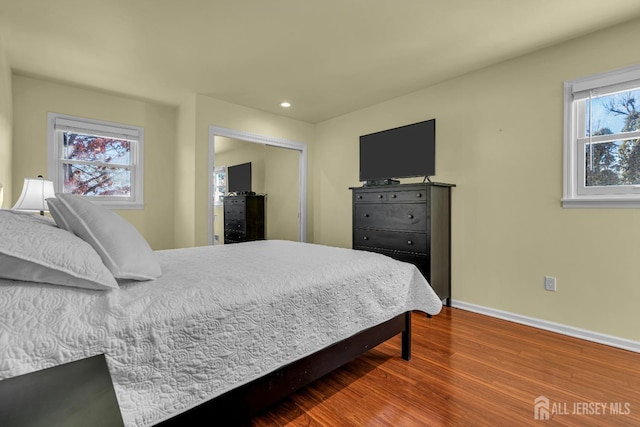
[359,119,435,182]
[227,162,252,193]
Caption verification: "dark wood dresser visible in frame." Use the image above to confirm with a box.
[223,194,266,244]
[350,183,454,305]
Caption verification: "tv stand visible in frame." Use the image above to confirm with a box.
[223,194,265,244]
[350,182,454,305]
[363,179,400,186]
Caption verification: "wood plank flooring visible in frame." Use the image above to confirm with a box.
[247,307,640,426]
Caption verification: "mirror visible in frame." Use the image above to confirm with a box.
[208,126,307,245]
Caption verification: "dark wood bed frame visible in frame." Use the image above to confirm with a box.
[157,311,412,425]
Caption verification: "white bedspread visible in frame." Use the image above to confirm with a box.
[0,240,442,426]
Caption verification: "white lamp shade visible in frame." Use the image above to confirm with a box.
[12,178,56,212]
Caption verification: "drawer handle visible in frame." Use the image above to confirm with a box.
[391,194,397,198]
[407,214,414,219]
[416,193,422,198]
[357,195,363,199]
[363,236,369,240]
[407,240,414,245]
[364,213,370,218]
[377,194,383,199]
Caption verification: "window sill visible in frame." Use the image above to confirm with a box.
[562,197,640,208]
[90,201,144,210]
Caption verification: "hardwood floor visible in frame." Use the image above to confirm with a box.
[248,307,640,426]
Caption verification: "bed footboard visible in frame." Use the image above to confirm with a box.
[158,311,412,425]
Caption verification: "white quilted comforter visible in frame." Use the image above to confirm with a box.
[0,240,442,426]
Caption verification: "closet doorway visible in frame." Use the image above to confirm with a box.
[208,126,307,245]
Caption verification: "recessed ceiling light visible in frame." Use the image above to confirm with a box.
[280,101,291,108]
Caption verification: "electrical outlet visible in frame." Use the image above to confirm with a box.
[544,276,556,292]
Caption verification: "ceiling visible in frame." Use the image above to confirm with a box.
[1,0,640,124]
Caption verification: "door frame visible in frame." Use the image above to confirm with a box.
[208,125,308,245]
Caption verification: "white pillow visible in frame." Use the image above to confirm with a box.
[47,197,71,231]
[0,210,118,290]
[50,194,162,280]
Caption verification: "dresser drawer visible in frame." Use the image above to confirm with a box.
[224,231,246,243]
[224,208,245,219]
[354,192,387,203]
[354,203,427,232]
[354,229,427,253]
[225,197,246,206]
[354,188,430,203]
[224,229,246,236]
[224,219,245,231]
[360,248,429,277]
[387,190,429,203]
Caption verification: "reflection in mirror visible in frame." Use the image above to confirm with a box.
[212,136,300,244]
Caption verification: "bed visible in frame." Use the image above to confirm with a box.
[0,197,442,426]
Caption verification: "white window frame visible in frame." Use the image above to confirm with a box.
[213,165,227,207]
[563,64,640,208]
[47,113,144,209]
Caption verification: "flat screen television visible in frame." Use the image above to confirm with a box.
[359,119,435,183]
[227,162,252,193]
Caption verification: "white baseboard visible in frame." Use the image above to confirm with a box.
[451,300,640,354]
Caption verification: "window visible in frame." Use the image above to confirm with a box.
[563,64,640,208]
[48,113,144,209]
[213,166,226,207]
